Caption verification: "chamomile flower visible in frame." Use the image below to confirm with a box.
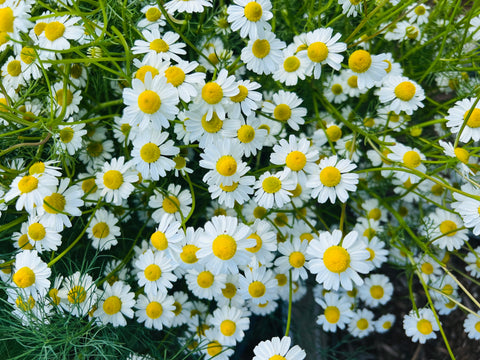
[164,60,205,102]
[165,0,213,13]
[209,306,250,345]
[227,0,273,39]
[358,274,394,308]
[385,21,423,43]
[406,2,430,24]
[228,79,262,118]
[254,170,297,209]
[96,157,138,206]
[216,274,245,308]
[56,119,87,156]
[170,291,190,327]
[38,15,84,52]
[208,171,255,208]
[338,0,362,17]
[273,45,308,86]
[348,309,375,338]
[403,308,439,344]
[135,289,176,330]
[94,281,135,327]
[306,155,359,204]
[262,90,307,131]
[424,208,468,251]
[315,292,354,332]
[79,139,115,169]
[76,172,101,205]
[185,267,226,300]
[57,271,97,317]
[416,254,443,283]
[275,238,309,281]
[387,143,426,184]
[223,114,267,157]
[123,72,179,131]
[149,184,192,222]
[252,336,306,360]
[135,249,177,296]
[439,140,473,176]
[464,246,480,278]
[86,208,121,251]
[2,55,27,90]
[348,50,388,89]
[149,214,183,258]
[378,76,425,115]
[363,236,389,270]
[51,82,82,118]
[446,97,480,143]
[307,229,370,291]
[0,0,32,53]
[238,266,278,305]
[244,219,277,266]
[463,311,480,340]
[24,216,62,253]
[324,73,348,103]
[138,5,166,30]
[375,314,395,333]
[11,250,51,300]
[132,29,186,63]
[241,31,285,75]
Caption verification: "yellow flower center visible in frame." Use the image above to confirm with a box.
[323,245,350,273]
[103,295,122,315]
[439,220,457,236]
[208,52,219,65]
[324,306,340,323]
[103,169,123,189]
[212,234,237,260]
[7,60,21,77]
[18,234,33,250]
[370,285,384,299]
[138,90,161,114]
[416,319,433,335]
[202,82,223,104]
[402,150,421,168]
[145,7,161,22]
[307,42,329,63]
[275,274,287,286]
[442,284,454,295]
[253,206,267,219]
[60,127,74,143]
[252,39,270,58]
[244,2,263,22]
[162,195,180,214]
[173,155,186,169]
[49,288,61,305]
[144,264,162,281]
[207,341,222,357]
[70,64,83,79]
[29,161,46,175]
[16,295,36,311]
[0,7,14,33]
[406,26,419,39]
[326,125,342,142]
[135,65,159,82]
[180,244,199,264]
[197,271,214,288]
[140,142,161,163]
[262,176,281,193]
[366,247,375,261]
[394,81,416,101]
[273,104,291,121]
[0,31,9,46]
[421,262,434,275]
[368,208,381,221]
[82,178,97,194]
[465,108,480,128]
[415,5,426,15]
[150,38,169,53]
[320,166,341,187]
[283,56,300,72]
[18,175,39,193]
[349,50,372,73]
[454,147,470,164]
[331,84,343,95]
[363,228,376,239]
[45,21,66,41]
[347,75,358,88]
[357,318,369,330]
[274,213,288,227]
[165,66,185,87]
[222,282,237,298]
[248,281,266,298]
[201,112,223,133]
[173,301,182,315]
[43,192,66,214]
[151,231,168,250]
[220,320,236,336]
[246,233,262,253]
[431,184,444,196]
[300,232,313,242]
[285,151,307,171]
[230,85,249,103]
[289,251,305,268]
[13,267,36,288]
[146,301,163,319]
[68,285,87,304]
[475,321,480,333]
[269,356,287,360]
[216,155,237,176]
[92,222,110,239]
[86,141,103,157]
[258,124,270,134]
[290,183,302,197]
[219,182,239,192]
[350,0,361,4]
[34,22,46,36]
[55,89,73,107]
[237,124,255,143]
[28,222,46,241]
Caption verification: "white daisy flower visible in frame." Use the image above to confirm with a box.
[358,274,394,308]
[241,31,285,75]
[57,271,97,317]
[262,90,307,131]
[324,73,348,103]
[464,246,480,278]
[202,333,234,360]
[8,290,53,327]
[164,60,206,102]
[378,76,425,115]
[248,298,278,316]
[170,291,190,327]
[227,0,273,39]
[406,4,430,24]
[185,267,226,300]
[208,170,255,208]
[363,236,389,270]
[55,119,87,156]
[209,306,250,345]
[307,229,370,291]
[439,140,473,176]
[416,254,443,283]
[375,314,396,333]
[38,15,84,52]
[0,0,32,53]
[348,49,388,89]
[254,170,297,209]
[149,184,192,223]
[238,265,278,305]
[387,143,426,184]
[223,114,267,157]
[338,0,362,17]
[228,79,262,118]
[252,336,306,360]
[134,249,177,296]
[385,21,423,43]
[94,281,135,327]
[348,308,375,338]
[361,198,388,223]
[315,292,354,332]
[12,225,33,251]
[135,289,176,330]
[463,311,480,340]
[174,227,203,273]
[24,216,61,253]
[11,250,51,300]
[275,238,309,281]
[137,5,166,30]
[86,208,121,251]
[198,36,225,72]
[1,55,27,90]
[446,97,480,143]
[79,139,115,169]
[273,44,308,86]
[215,274,245,308]
[244,219,277,266]
[51,82,83,118]
[132,29,186,63]
[96,157,138,206]
[403,308,439,344]
[75,172,101,205]
[343,69,367,97]
[132,56,169,83]
[306,155,358,204]
[424,208,468,251]
[165,0,213,13]
[149,213,183,258]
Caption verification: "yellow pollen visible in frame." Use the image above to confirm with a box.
[103,169,123,189]
[151,231,168,250]
[138,90,161,114]
[252,39,270,58]
[207,341,222,357]
[18,175,39,193]
[237,124,255,143]
[269,355,286,360]
[68,285,87,304]
[349,50,372,73]
[28,222,46,241]
[55,89,73,107]
[180,244,199,264]
[442,284,454,295]
[135,65,159,82]
[212,234,237,260]
[273,104,291,121]
[285,151,307,171]
[43,192,66,214]
[7,60,21,77]
[222,282,237,299]
[275,273,287,286]
[92,222,110,239]
[262,176,281,193]
[320,166,341,187]
[140,142,161,163]
[402,150,421,168]
[82,178,97,194]
[283,56,300,72]
[173,301,182,315]
[326,125,342,141]
[13,267,36,288]
[0,31,8,46]
[18,234,33,250]
[0,7,14,33]
[439,220,457,236]
[253,206,267,219]
[370,285,384,299]
[216,155,237,176]
[208,52,219,65]
[248,281,266,298]
[323,246,350,273]
[197,271,214,288]
[289,251,305,268]
[59,127,74,143]
[465,108,480,128]
[357,318,369,330]
[144,264,162,281]
[220,320,236,336]
[347,75,358,88]
[454,147,470,164]
[415,5,426,15]
[300,233,314,242]
[244,2,263,22]
[231,85,249,103]
[307,42,329,63]
[162,195,180,214]
[165,66,185,87]
[331,84,343,95]
[324,306,340,323]
[394,81,416,101]
[150,38,169,53]
[366,247,375,261]
[145,7,161,22]
[417,319,433,335]
[202,82,223,104]
[368,208,381,220]
[201,112,223,133]
[220,182,239,192]
[103,296,122,315]
[421,262,434,275]
[146,301,163,319]
[45,21,65,41]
